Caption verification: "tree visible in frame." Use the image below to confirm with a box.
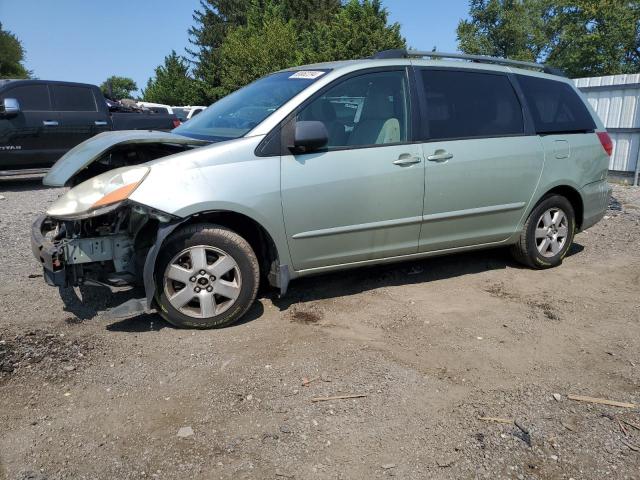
[547,0,640,77]
[300,0,405,64]
[188,0,254,101]
[457,0,552,62]
[142,51,202,105]
[0,22,30,79]
[457,0,640,77]
[214,0,404,96]
[278,0,341,24]
[217,11,302,95]
[188,0,405,101]
[100,76,138,100]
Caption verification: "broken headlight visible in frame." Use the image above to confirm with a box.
[46,166,149,220]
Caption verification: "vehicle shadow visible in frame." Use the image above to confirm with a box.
[104,299,265,332]
[59,282,265,332]
[59,285,150,320]
[60,285,174,331]
[60,243,584,329]
[269,243,585,311]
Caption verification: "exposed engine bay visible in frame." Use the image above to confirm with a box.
[67,143,196,187]
[43,130,211,187]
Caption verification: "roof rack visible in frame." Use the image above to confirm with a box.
[371,49,565,77]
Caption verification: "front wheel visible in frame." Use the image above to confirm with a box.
[155,224,260,329]
[511,195,576,269]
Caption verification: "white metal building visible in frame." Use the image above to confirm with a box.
[574,74,640,185]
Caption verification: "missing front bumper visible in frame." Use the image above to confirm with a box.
[31,214,66,287]
[31,214,135,288]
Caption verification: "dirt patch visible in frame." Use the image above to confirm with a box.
[290,306,323,324]
[485,281,562,321]
[0,329,94,383]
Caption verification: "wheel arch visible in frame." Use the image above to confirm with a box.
[177,210,281,284]
[539,185,584,230]
[142,207,290,311]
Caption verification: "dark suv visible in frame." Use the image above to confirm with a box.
[0,79,178,174]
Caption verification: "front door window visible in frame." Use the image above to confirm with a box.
[297,70,410,148]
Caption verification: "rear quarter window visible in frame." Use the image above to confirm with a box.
[50,85,97,112]
[1,84,51,111]
[516,75,595,134]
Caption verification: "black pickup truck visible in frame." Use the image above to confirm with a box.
[0,79,180,174]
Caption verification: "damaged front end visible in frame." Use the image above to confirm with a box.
[31,203,171,290]
[32,130,214,317]
[32,164,183,316]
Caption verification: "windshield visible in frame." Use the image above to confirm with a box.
[173,70,329,141]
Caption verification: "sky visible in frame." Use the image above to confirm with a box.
[0,0,470,96]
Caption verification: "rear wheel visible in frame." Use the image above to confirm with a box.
[511,195,576,269]
[155,224,260,329]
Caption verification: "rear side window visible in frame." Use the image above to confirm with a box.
[2,85,51,111]
[50,85,97,112]
[420,70,524,141]
[516,75,595,134]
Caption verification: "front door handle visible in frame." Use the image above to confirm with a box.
[427,150,453,162]
[393,154,422,166]
[94,120,108,126]
[42,120,59,126]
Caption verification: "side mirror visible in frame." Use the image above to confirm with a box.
[0,98,20,116]
[292,120,328,153]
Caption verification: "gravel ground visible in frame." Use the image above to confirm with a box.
[0,178,639,480]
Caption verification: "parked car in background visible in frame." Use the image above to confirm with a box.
[172,106,207,123]
[137,104,207,124]
[0,80,180,174]
[32,50,612,329]
[136,101,175,115]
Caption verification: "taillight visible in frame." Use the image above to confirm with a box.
[596,131,613,157]
[172,119,181,128]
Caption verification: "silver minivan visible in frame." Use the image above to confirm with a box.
[32,50,612,328]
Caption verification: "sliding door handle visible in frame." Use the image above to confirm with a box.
[393,154,422,166]
[427,150,453,162]
[42,120,59,126]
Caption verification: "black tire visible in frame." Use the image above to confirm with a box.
[155,223,260,329]
[510,195,576,269]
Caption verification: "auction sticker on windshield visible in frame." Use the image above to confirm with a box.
[289,71,326,79]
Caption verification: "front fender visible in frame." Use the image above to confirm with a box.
[129,139,293,274]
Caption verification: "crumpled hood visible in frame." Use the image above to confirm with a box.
[43,130,210,187]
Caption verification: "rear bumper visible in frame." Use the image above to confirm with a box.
[31,214,67,287]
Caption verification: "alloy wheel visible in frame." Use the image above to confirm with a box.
[534,207,569,258]
[163,245,242,318]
